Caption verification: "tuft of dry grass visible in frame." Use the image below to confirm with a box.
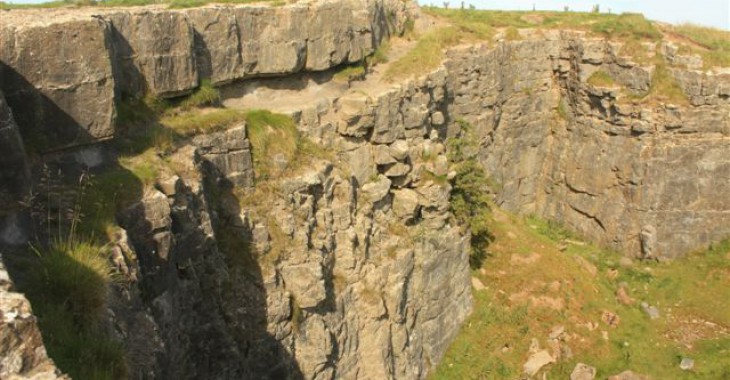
[587,70,618,87]
[673,24,730,68]
[383,27,462,81]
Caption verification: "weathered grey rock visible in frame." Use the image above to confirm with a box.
[194,125,254,189]
[523,349,555,376]
[384,162,412,177]
[392,189,420,221]
[107,10,198,97]
[0,0,413,152]
[571,363,597,380]
[362,175,392,203]
[446,36,730,259]
[188,7,243,85]
[640,302,660,320]
[281,262,326,308]
[0,18,116,151]
[680,357,694,371]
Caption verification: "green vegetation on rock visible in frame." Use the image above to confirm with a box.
[432,212,730,379]
[587,69,618,87]
[448,120,494,269]
[673,24,730,69]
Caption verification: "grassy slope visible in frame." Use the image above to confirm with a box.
[387,8,728,87]
[432,210,730,379]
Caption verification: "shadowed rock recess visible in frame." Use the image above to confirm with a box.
[0,1,729,379]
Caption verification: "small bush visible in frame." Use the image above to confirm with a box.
[448,120,494,269]
[504,26,521,41]
[180,80,221,110]
[22,239,127,379]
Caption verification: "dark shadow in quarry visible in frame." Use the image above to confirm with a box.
[0,62,304,379]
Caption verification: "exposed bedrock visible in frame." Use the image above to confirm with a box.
[0,0,414,151]
[444,33,730,259]
[113,67,472,379]
[2,4,730,380]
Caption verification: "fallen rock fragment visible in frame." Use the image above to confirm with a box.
[523,350,555,376]
[571,363,597,380]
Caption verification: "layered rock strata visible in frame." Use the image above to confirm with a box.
[1,4,730,380]
[444,32,730,258]
[115,67,472,378]
[0,0,413,151]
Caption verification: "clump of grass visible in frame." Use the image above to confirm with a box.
[448,119,494,269]
[333,63,366,85]
[244,109,298,179]
[18,232,128,379]
[587,69,618,87]
[618,39,654,63]
[625,62,688,105]
[673,24,730,68]
[591,13,662,41]
[367,41,390,66]
[180,80,220,110]
[384,27,462,81]
[27,240,112,326]
[504,26,521,41]
[243,109,332,181]
[161,108,247,136]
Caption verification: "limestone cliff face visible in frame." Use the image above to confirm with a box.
[2,3,730,380]
[0,0,412,151]
[114,69,472,379]
[444,32,730,259]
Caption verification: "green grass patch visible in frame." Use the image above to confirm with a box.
[673,24,730,68]
[333,63,366,84]
[15,239,128,379]
[432,212,730,379]
[179,80,221,110]
[423,8,662,42]
[384,26,462,81]
[625,62,689,105]
[590,13,662,41]
[367,40,391,66]
[587,69,618,87]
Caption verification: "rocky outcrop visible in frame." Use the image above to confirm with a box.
[0,0,413,151]
[2,4,730,380]
[114,64,471,379]
[444,33,730,258]
[0,257,67,380]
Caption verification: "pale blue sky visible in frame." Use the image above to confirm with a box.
[419,0,730,30]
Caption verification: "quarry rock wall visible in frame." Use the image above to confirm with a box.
[0,0,412,151]
[444,32,730,259]
[1,3,730,380]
